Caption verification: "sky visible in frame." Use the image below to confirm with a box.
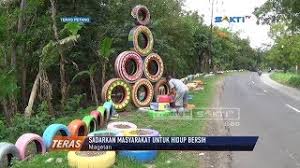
[183,0,273,49]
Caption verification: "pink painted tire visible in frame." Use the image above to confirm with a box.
[15,133,46,160]
[115,51,143,83]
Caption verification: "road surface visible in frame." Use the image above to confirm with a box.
[220,72,300,168]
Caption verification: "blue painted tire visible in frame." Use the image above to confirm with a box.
[42,124,70,149]
[119,150,158,163]
[103,101,115,121]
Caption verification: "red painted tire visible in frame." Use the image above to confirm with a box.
[132,78,154,107]
[157,95,172,103]
[15,133,46,160]
[154,78,170,97]
[144,53,164,82]
[101,78,131,111]
[68,119,88,136]
[131,5,151,25]
[128,26,154,56]
[90,110,104,128]
[115,51,143,83]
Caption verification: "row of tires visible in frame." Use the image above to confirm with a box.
[102,78,170,110]
[0,101,115,167]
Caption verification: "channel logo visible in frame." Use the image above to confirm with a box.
[215,16,251,23]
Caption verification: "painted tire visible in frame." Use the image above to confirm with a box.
[119,150,158,163]
[90,111,104,129]
[0,142,20,167]
[88,130,119,137]
[97,106,108,124]
[15,133,46,160]
[68,151,116,168]
[107,122,137,133]
[147,109,171,119]
[119,129,160,163]
[42,124,70,149]
[156,95,172,103]
[132,78,154,107]
[103,101,115,122]
[131,5,150,25]
[144,53,164,82]
[101,78,131,111]
[68,119,88,136]
[115,51,143,83]
[128,26,154,56]
[154,78,170,97]
[82,116,97,134]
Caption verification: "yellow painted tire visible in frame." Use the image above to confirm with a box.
[68,151,116,168]
[101,78,131,111]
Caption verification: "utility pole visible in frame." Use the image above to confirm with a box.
[208,0,215,73]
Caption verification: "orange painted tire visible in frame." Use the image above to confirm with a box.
[90,111,104,129]
[132,78,154,107]
[68,120,88,137]
[144,53,164,82]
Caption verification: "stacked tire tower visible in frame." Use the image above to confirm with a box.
[102,5,170,111]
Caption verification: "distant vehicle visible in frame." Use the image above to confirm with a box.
[258,70,262,76]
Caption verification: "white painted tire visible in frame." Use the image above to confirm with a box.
[107,122,137,133]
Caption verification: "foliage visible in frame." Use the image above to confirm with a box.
[64,94,85,112]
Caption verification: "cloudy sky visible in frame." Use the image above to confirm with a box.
[183,0,273,48]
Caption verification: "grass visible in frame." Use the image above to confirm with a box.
[270,72,300,88]
[13,76,221,168]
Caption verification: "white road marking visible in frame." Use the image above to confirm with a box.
[263,90,268,93]
[286,104,300,113]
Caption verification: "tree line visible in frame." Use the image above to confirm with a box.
[0,0,258,126]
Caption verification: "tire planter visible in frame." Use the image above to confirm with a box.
[0,142,20,167]
[97,106,108,124]
[90,111,104,129]
[128,26,154,56]
[42,124,70,149]
[103,101,115,121]
[68,151,116,168]
[82,116,97,134]
[154,78,170,97]
[15,133,46,160]
[147,109,171,119]
[68,119,88,137]
[119,129,160,163]
[88,130,119,137]
[115,51,143,83]
[101,78,131,111]
[156,95,172,103]
[119,150,158,163]
[107,121,137,133]
[131,5,150,25]
[132,78,154,107]
[144,53,164,82]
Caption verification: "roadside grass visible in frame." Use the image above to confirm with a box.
[270,72,300,88]
[13,75,220,168]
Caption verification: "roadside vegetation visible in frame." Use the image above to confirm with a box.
[12,75,221,168]
[270,72,300,88]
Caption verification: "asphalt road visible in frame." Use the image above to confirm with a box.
[220,72,300,168]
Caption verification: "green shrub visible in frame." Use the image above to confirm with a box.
[288,76,300,88]
[64,94,85,112]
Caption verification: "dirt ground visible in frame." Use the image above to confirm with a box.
[200,77,232,168]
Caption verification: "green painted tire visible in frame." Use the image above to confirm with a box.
[97,106,108,123]
[82,116,97,133]
[147,109,171,119]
